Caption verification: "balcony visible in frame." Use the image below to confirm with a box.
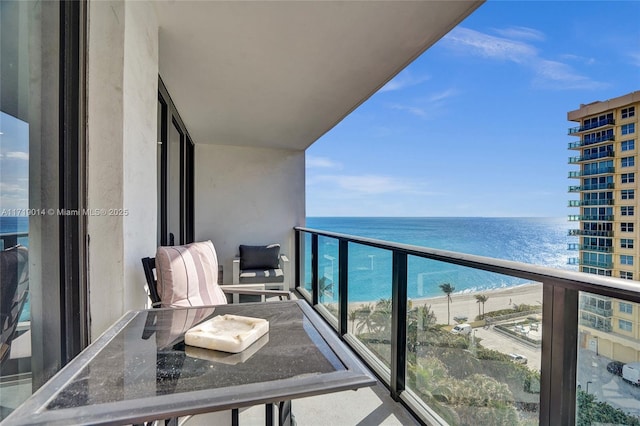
[568,151,614,163]
[579,303,613,318]
[568,229,614,237]
[579,245,613,253]
[578,259,614,269]
[568,200,614,207]
[578,318,613,332]
[295,227,640,425]
[568,215,614,222]
[568,183,614,192]
[567,118,615,135]
[568,167,615,178]
[568,135,615,150]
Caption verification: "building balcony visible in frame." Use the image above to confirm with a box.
[295,227,640,426]
[568,135,616,149]
[567,118,615,135]
[568,151,614,163]
[568,229,614,237]
[568,215,614,222]
[568,167,615,178]
[578,318,613,332]
[568,183,614,192]
[579,245,613,253]
[568,199,614,207]
[577,259,614,269]
[579,303,613,318]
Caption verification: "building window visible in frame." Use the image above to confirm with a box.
[621,189,634,200]
[620,271,634,280]
[619,302,633,314]
[621,156,635,167]
[619,319,632,332]
[621,222,634,232]
[621,238,634,249]
[621,206,635,216]
[621,173,635,184]
[620,255,633,265]
[621,140,635,151]
[621,106,635,119]
[621,123,635,135]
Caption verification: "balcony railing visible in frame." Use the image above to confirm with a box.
[295,227,640,426]
[579,303,613,317]
[568,167,615,178]
[568,183,614,192]
[568,229,614,237]
[0,232,29,250]
[579,245,613,253]
[578,259,613,269]
[567,135,615,149]
[578,318,613,332]
[568,151,614,164]
[568,215,614,222]
[567,118,615,135]
[568,200,614,207]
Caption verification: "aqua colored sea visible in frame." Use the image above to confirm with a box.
[305,217,574,303]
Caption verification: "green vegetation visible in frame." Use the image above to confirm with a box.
[577,390,640,426]
[349,297,541,425]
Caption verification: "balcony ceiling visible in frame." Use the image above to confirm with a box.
[154,1,483,150]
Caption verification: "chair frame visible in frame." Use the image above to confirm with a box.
[141,257,291,308]
[232,254,290,291]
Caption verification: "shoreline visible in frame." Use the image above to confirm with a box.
[341,282,543,325]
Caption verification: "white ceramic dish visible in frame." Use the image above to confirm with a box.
[185,314,269,353]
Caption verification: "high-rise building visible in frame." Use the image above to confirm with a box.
[568,91,640,362]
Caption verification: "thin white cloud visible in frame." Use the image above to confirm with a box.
[5,151,29,160]
[443,26,606,90]
[532,60,603,89]
[387,88,459,118]
[379,69,430,93]
[389,104,428,118]
[444,27,537,64]
[492,26,545,42]
[306,156,341,169]
[312,174,437,196]
[0,182,27,194]
[629,51,640,67]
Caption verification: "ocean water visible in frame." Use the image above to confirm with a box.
[305,217,574,302]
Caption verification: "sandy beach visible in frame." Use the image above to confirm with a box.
[409,282,543,325]
[344,282,543,326]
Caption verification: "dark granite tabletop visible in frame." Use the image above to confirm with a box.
[4,300,374,425]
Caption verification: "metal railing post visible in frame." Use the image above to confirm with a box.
[540,281,578,426]
[390,251,407,400]
[339,239,349,336]
[311,234,319,306]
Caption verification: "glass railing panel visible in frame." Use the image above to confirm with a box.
[576,291,640,424]
[347,243,393,370]
[317,235,339,323]
[405,256,542,425]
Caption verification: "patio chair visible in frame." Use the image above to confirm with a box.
[141,240,290,308]
[1,245,29,364]
[232,244,289,298]
[140,240,294,425]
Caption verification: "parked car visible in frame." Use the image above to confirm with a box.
[606,361,625,376]
[622,362,640,385]
[508,353,528,364]
[450,324,472,335]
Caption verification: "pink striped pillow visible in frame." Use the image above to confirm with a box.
[155,240,227,308]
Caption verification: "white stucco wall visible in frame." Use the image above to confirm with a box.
[194,144,305,286]
[87,0,158,339]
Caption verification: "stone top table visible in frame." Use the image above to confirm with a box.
[5,300,375,425]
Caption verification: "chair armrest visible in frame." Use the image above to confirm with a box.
[232,257,240,284]
[280,254,289,289]
[220,286,292,300]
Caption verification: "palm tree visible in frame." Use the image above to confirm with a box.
[475,294,489,319]
[439,282,455,325]
[348,309,358,334]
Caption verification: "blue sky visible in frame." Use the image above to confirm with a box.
[306,1,640,218]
